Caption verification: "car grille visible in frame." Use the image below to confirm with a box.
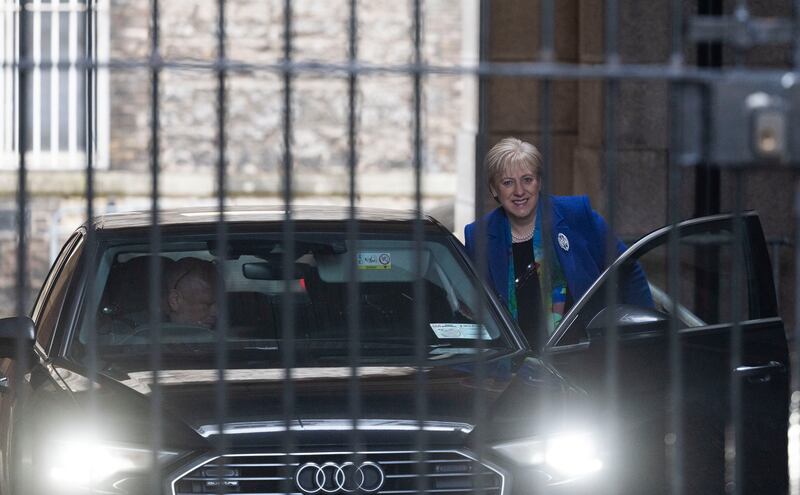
[172,450,504,495]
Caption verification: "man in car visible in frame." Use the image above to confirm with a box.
[164,257,219,329]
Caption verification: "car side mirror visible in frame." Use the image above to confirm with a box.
[0,317,35,358]
[586,304,669,342]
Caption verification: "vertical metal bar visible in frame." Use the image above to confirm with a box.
[540,0,554,62]
[538,4,555,494]
[603,1,620,493]
[666,89,684,495]
[538,0,554,349]
[214,0,229,493]
[727,3,746,490]
[16,0,29,369]
[84,0,98,445]
[281,1,295,493]
[411,0,428,492]
[472,0,490,491]
[346,0,362,463]
[694,0,721,324]
[728,171,744,495]
[791,4,800,494]
[667,2,684,494]
[15,5,31,494]
[147,0,163,493]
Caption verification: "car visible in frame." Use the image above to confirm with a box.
[0,206,788,495]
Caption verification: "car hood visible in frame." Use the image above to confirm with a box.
[51,355,589,449]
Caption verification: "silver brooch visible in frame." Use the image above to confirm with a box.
[558,233,569,251]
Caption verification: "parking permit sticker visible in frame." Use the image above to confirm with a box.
[358,252,392,270]
[430,323,491,340]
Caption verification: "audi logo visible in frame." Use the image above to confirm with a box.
[295,461,385,494]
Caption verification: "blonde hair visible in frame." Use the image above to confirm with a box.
[485,137,543,189]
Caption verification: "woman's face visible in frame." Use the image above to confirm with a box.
[491,162,541,224]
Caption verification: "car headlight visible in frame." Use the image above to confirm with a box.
[492,431,603,481]
[45,437,181,491]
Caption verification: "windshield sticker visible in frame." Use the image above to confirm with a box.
[430,323,491,340]
[357,252,392,270]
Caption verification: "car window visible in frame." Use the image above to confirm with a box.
[554,216,774,346]
[35,234,85,353]
[69,231,515,372]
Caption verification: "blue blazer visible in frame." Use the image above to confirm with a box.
[464,195,653,310]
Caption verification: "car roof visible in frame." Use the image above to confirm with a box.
[91,205,437,232]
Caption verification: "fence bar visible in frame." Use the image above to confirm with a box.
[728,171,745,495]
[17,57,800,85]
[538,5,554,494]
[147,0,163,492]
[538,0,554,351]
[281,2,296,494]
[411,1,429,493]
[83,0,98,429]
[472,0,490,492]
[214,0,229,493]
[15,0,29,376]
[602,2,621,494]
[792,180,800,495]
[727,2,746,490]
[346,0,362,462]
[14,3,29,493]
[793,3,800,494]
[667,1,685,493]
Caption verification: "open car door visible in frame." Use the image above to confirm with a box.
[544,212,789,494]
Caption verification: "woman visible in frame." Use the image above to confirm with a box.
[464,137,652,346]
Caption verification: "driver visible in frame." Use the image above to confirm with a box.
[164,258,218,329]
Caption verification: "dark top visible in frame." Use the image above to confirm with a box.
[512,241,543,347]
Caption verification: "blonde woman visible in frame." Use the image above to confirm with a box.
[464,137,652,347]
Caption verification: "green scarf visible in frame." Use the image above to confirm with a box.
[506,208,569,334]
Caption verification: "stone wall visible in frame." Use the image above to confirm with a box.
[0,1,475,317]
[108,0,470,176]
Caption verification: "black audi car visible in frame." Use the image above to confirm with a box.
[0,206,789,494]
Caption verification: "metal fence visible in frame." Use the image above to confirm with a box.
[5,0,800,495]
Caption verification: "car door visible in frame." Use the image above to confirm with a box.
[0,233,85,493]
[544,213,788,494]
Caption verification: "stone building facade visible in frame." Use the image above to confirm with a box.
[0,0,478,314]
[482,0,797,328]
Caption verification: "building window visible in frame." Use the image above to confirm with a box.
[1,0,108,170]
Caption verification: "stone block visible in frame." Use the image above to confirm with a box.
[618,0,670,64]
[572,146,605,208]
[578,0,604,63]
[719,168,795,241]
[490,0,578,62]
[577,79,603,148]
[573,147,696,237]
[488,78,577,134]
[617,80,669,150]
[577,80,668,150]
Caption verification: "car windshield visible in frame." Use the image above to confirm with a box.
[68,229,515,373]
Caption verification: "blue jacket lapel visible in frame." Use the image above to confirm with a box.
[549,200,580,297]
[486,209,510,304]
